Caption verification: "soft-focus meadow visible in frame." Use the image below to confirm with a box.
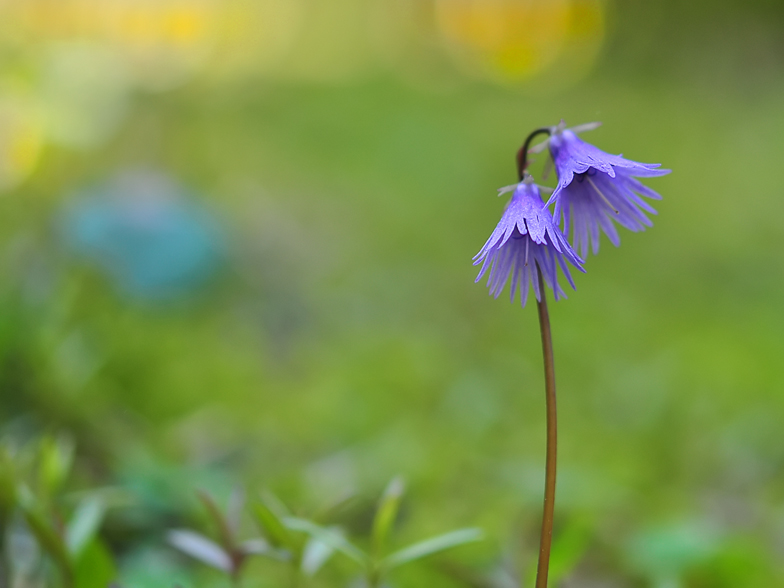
[1,0,784,586]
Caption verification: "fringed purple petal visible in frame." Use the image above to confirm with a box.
[474,180,584,307]
[547,130,668,256]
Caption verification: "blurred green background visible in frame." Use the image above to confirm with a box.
[1,0,784,586]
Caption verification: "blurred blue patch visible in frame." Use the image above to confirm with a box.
[61,170,225,300]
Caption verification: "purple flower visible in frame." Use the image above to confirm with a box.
[546,125,670,258]
[474,178,584,306]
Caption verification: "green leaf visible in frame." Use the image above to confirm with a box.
[548,518,593,585]
[73,539,116,588]
[66,496,106,559]
[371,477,405,558]
[16,485,73,582]
[300,537,335,576]
[260,490,291,518]
[239,538,289,561]
[283,517,367,567]
[38,435,75,498]
[384,528,483,569]
[0,447,17,519]
[197,490,235,552]
[626,521,720,580]
[253,494,295,550]
[168,529,233,572]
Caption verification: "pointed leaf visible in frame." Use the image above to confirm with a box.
[8,522,43,579]
[384,528,483,569]
[283,517,367,567]
[0,448,17,519]
[239,538,289,561]
[197,491,235,552]
[300,537,335,576]
[167,529,233,572]
[67,496,106,558]
[73,539,116,588]
[371,477,405,558]
[261,490,291,518]
[16,485,73,579]
[253,495,295,549]
[239,538,270,555]
[548,519,592,585]
[38,435,75,498]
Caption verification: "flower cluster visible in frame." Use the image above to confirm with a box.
[475,121,669,306]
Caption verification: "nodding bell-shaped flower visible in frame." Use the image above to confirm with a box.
[474,176,585,307]
[541,121,670,258]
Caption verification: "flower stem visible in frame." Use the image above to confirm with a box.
[517,128,552,181]
[534,265,557,588]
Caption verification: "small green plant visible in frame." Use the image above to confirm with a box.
[280,478,483,588]
[169,477,482,587]
[251,488,354,584]
[0,435,118,588]
[169,486,355,585]
[167,489,288,583]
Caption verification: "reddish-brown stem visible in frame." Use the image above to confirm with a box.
[516,128,552,181]
[534,265,557,588]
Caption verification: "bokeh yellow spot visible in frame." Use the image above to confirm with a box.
[435,0,605,85]
[165,8,205,45]
[0,95,43,191]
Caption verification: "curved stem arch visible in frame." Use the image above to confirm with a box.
[516,128,552,181]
